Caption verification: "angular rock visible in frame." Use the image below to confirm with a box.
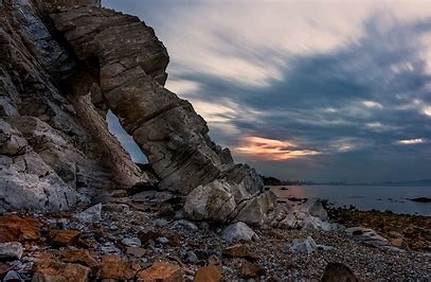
[49,229,80,246]
[0,242,23,260]
[137,261,183,282]
[184,180,236,222]
[222,222,258,243]
[61,249,98,268]
[121,237,142,247]
[98,255,137,280]
[32,261,91,282]
[345,227,390,248]
[194,265,222,282]
[74,203,102,223]
[290,236,318,254]
[321,263,358,282]
[0,216,41,242]
[302,198,328,221]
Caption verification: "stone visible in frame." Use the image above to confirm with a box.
[0,216,41,242]
[234,191,276,226]
[194,265,222,282]
[0,242,23,260]
[137,261,183,282]
[345,227,390,248]
[172,220,198,231]
[32,261,91,282]
[61,249,98,268]
[121,237,142,247]
[290,237,318,254]
[321,262,358,282]
[49,229,80,246]
[74,203,102,223]
[184,180,236,222]
[138,230,161,245]
[240,261,264,278]
[98,255,137,280]
[3,270,24,282]
[126,247,147,258]
[222,244,256,260]
[302,198,328,221]
[222,222,258,243]
[184,251,198,263]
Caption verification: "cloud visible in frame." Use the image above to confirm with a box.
[234,136,321,161]
[362,100,383,109]
[396,138,426,145]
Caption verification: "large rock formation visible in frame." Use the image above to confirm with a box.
[0,0,275,225]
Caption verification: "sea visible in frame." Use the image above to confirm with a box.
[272,185,431,216]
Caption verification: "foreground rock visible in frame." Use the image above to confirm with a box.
[222,222,259,243]
[0,242,23,260]
[137,262,183,282]
[321,263,358,282]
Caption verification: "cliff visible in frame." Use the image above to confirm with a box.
[0,0,274,225]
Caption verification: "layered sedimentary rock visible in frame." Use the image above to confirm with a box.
[0,0,274,225]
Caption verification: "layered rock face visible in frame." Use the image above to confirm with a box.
[0,0,274,225]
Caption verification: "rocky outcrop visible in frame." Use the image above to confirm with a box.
[0,0,274,225]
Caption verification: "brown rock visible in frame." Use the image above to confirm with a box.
[32,261,91,282]
[391,238,403,247]
[61,249,98,268]
[222,244,256,260]
[98,255,137,280]
[194,265,222,282]
[0,216,41,242]
[138,230,161,245]
[240,261,264,278]
[137,261,183,282]
[321,262,358,282]
[49,229,80,246]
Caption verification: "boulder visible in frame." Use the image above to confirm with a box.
[240,261,264,279]
[32,261,91,282]
[0,216,41,242]
[73,203,102,223]
[184,180,236,222]
[98,255,138,280]
[321,262,358,282]
[222,244,256,260]
[345,227,390,248]
[61,249,98,268]
[222,222,258,243]
[48,229,80,246]
[302,198,328,221]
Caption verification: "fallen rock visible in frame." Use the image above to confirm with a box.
[121,237,142,247]
[73,203,102,223]
[240,261,264,278]
[0,215,41,242]
[345,227,390,248]
[194,265,222,282]
[321,262,358,282]
[0,242,23,260]
[137,261,183,282]
[184,180,236,222]
[222,222,258,243]
[61,249,98,268]
[222,244,256,260]
[49,229,80,246]
[32,261,91,282]
[98,255,138,280]
[302,198,328,221]
[290,236,334,254]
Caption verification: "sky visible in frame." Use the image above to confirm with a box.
[104,0,431,183]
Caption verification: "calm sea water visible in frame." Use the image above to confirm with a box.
[272,185,431,216]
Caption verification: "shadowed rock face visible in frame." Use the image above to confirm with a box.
[0,0,274,224]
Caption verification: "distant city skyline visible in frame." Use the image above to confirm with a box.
[105,0,431,182]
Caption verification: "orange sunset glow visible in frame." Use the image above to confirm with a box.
[234,136,321,161]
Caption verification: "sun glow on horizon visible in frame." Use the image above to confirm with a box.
[234,136,321,161]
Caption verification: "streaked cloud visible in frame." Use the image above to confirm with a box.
[234,136,320,161]
[396,138,426,145]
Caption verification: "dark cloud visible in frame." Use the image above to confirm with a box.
[104,1,431,182]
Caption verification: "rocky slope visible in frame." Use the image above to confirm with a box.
[0,0,274,225]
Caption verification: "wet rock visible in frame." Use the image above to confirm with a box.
[98,255,138,280]
[222,244,256,260]
[48,229,80,246]
[240,261,264,279]
[136,261,183,282]
[61,249,98,268]
[184,180,236,222]
[194,265,222,282]
[321,262,358,282]
[222,222,258,243]
[32,261,91,282]
[73,203,102,223]
[0,242,23,260]
[0,216,41,242]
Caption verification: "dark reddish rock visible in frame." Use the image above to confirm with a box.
[0,216,41,242]
[194,265,222,282]
[98,255,138,280]
[321,263,358,282]
[61,249,98,268]
[240,261,265,278]
[49,229,80,246]
[222,244,256,260]
[32,261,91,282]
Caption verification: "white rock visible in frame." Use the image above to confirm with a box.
[222,222,259,243]
[74,203,102,223]
[345,227,390,248]
[121,237,141,247]
[0,242,23,260]
[302,198,328,221]
[290,236,334,254]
